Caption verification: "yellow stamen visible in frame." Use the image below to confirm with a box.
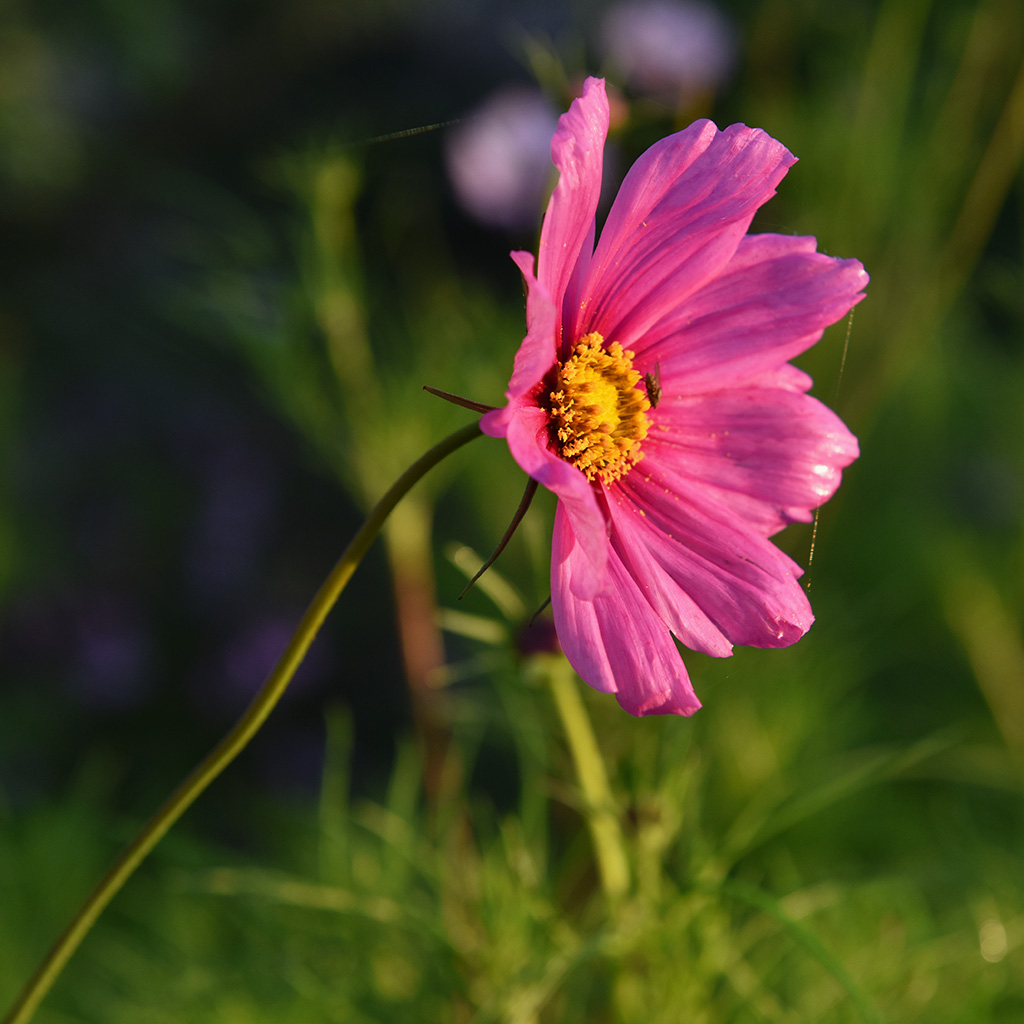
[548,332,650,484]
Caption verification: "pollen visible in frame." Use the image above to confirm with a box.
[548,332,651,484]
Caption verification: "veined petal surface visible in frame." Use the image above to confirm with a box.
[537,77,609,346]
[572,122,796,347]
[638,233,868,390]
[645,386,860,535]
[552,503,702,716]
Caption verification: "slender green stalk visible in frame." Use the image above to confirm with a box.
[546,658,630,901]
[2,421,482,1024]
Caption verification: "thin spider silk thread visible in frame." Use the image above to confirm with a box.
[806,307,855,583]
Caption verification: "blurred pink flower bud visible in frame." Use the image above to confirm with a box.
[600,0,736,102]
[445,87,559,231]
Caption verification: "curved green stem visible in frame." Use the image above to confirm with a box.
[546,658,630,902]
[3,420,482,1024]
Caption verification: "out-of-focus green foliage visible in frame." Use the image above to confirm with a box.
[2,0,1023,1020]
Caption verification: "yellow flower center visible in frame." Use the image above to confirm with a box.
[548,332,651,484]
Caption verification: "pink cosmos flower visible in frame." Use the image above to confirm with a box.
[481,77,866,717]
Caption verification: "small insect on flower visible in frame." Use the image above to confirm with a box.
[482,77,867,717]
[643,362,662,408]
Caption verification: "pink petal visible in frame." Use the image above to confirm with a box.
[765,363,815,393]
[605,494,735,657]
[645,386,859,535]
[552,503,702,716]
[614,471,814,650]
[501,404,610,598]
[572,121,796,347]
[561,217,596,350]
[480,252,610,597]
[637,234,869,390]
[486,251,558,417]
[537,76,609,348]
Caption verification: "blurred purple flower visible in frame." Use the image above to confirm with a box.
[184,438,279,610]
[445,87,559,231]
[600,0,736,103]
[69,593,154,710]
[191,614,330,720]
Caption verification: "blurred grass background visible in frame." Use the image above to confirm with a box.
[1,0,1023,1020]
